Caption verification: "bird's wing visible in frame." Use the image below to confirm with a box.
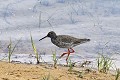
[57,35,90,44]
[57,35,78,44]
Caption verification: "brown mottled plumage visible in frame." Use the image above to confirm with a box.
[39,31,90,63]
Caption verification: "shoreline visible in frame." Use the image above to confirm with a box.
[0,60,117,80]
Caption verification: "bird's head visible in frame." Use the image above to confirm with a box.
[39,31,57,41]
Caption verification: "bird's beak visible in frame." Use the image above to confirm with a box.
[39,36,47,41]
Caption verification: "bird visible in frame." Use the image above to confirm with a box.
[39,31,90,63]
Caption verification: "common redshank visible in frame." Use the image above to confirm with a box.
[39,31,90,62]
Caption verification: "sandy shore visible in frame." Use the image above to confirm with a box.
[0,61,117,80]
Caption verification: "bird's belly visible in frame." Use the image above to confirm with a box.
[55,43,71,48]
[52,40,71,48]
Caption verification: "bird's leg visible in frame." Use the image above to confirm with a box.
[66,48,75,62]
[60,48,75,64]
[59,52,68,58]
[69,48,75,53]
[59,49,69,58]
[66,48,70,62]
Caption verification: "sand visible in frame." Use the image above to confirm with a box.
[0,61,117,80]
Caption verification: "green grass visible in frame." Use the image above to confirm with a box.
[67,57,75,72]
[30,33,40,64]
[8,38,21,63]
[52,51,58,69]
[97,54,113,73]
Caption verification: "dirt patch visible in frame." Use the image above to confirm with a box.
[0,61,117,80]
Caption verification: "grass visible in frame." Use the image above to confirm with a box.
[7,38,21,63]
[67,57,75,72]
[97,54,113,73]
[41,73,59,80]
[30,33,40,64]
[78,72,84,78]
[41,73,50,80]
[52,51,58,69]
[115,68,120,80]
[68,12,76,24]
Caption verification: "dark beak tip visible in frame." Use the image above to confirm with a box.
[39,36,47,41]
[88,39,90,41]
[39,39,43,41]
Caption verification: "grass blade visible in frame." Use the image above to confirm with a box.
[97,54,113,73]
[30,33,40,64]
[115,68,120,80]
[52,51,58,69]
[8,38,21,63]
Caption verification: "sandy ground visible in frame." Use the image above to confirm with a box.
[0,61,117,80]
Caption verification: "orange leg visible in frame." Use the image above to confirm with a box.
[69,48,75,53]
[60,48,75,63]
[59,49,69,58]
[66,49,70,62]
[66,48,75,61]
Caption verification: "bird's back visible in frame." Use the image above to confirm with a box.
[51,35,90,48]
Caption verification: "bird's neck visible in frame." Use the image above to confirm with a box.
[51,35,57,39]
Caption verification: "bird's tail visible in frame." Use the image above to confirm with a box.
[80,38,90,43]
